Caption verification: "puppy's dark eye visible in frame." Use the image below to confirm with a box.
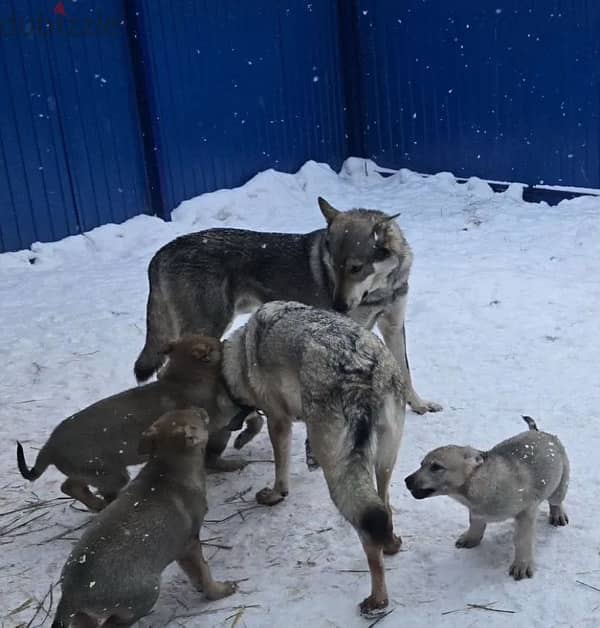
[349,264,363,275]
[430,462,444,472]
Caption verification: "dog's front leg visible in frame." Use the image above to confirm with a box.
[256,417,292,506]
[378,299,442,414]
[359,540,388,616]
[509,505,537,580]
[178,538,238,600]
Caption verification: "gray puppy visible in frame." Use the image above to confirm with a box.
[17,336,250,511]
[404,416,569,580]
[52,408,237,627]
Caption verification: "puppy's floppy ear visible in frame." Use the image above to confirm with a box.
[138,425,159,455]
[463,448,485,473]
[318,197,340,225]
[190,340,219,363]
[372,213,400,242]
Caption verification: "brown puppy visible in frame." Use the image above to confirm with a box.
[17,336,254,511]
[52,408,237,627]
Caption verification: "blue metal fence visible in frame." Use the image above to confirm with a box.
[353,0,600,188]
[1,0,599,252]
[0,0,150,252]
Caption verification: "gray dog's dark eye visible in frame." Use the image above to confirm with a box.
[349,264,363,275]
[430,462,444,472]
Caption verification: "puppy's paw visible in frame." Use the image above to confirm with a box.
[256,487,286,506]
[549,506,569,527]
[383,534,402,555]
[509,560,534,580]
[205,580,238,600]
[455,533,482,549]
[359,594,388,617]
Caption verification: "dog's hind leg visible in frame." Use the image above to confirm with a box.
[359,540,388,616]
[548,456,570,526]
[306,418,392,613]
[61,478,105,512]
[256,417,292,506]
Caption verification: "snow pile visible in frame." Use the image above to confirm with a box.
[1,159,599,627]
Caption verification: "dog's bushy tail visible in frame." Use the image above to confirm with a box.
[522,415,539,431]
[134,260,175,383]
[326,390,392,545]
[16,441,50,481]
[328,450,391,545]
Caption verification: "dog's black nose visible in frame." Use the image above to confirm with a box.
[333,300,350,313]
[404,474,415,490]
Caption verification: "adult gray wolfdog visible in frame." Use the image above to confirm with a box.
[222,301,406,615]
[134,197,441,417]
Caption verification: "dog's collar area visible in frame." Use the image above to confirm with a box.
[221,369,264,431]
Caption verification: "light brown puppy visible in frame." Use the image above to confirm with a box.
[17,336,257,511]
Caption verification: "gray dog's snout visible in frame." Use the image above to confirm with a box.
[404,473,415,490]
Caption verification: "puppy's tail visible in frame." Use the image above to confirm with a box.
[234,413,265,450]
[16,441,50,481]
[522,415,539,431]
[134,260,175,383]
[51,598,69,628]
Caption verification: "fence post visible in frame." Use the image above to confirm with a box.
[123,1,167,220]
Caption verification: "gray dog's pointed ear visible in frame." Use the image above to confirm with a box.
[318,197,340,225]
[372,213,400,242]
[138,425,159,455]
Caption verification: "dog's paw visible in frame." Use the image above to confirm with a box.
[408,398,443,415]
[509,560,534,580]
[383,534,402,555]
[256,487,286,506]
[359,594,388,617]
[455,534,482,549]
[205,580,238,600]
[549,506,569,527]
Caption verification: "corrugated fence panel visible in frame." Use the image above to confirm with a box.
[131,0,347,213]
[0,0,150,252]
[0,0,78,251]
[354,0,600,188]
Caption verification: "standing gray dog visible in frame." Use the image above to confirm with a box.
[52,409,237,627]
[405,416,569,580]
[134,197,441,418]
[222,301,406,615]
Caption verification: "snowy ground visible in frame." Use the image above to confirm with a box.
[1,159,599,627]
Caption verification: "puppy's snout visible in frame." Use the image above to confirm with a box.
[404,473,416,490]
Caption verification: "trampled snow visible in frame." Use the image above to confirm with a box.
[1,159,598,626]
